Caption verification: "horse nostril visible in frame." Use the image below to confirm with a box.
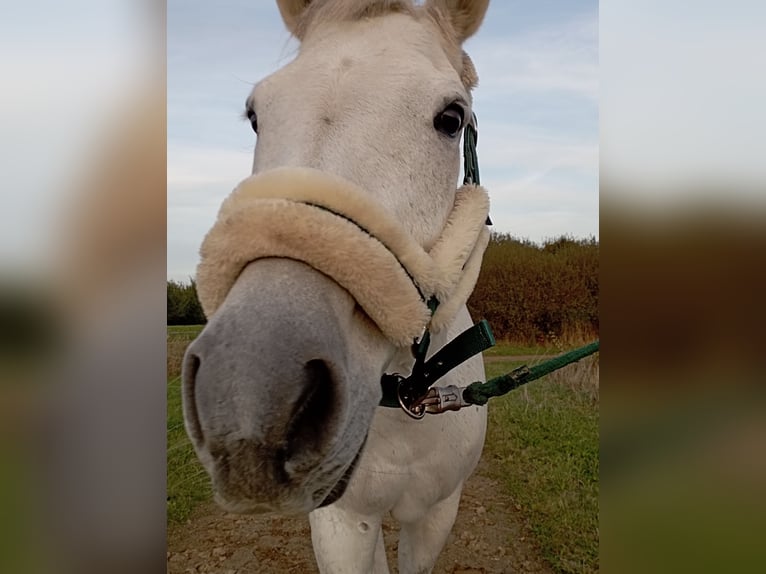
[284,359,338,462]
[181,350,204,445]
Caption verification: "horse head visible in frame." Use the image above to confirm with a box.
[182,0,490,515]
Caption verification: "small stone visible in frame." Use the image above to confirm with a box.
[225,548,254,568]
[258,534,279,548]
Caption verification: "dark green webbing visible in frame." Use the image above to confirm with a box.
[413,319,494,388]
[462,121,480,186]
[462,116,491,225]
[462,340,600,406]
[379,319,496,409]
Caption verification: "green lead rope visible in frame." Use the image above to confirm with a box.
[379,338,600,411]
[461,340,600,406]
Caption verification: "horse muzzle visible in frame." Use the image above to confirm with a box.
[182,259,377,514]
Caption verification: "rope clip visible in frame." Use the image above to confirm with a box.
[397,379,469,418]
[419,385,469,414]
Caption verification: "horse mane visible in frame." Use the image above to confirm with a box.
[295,0,416,38]
[293,0,479,90]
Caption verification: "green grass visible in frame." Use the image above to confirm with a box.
[483,340,554,357]
[167,324,204,337]
[166,351,599,574]
[482,358,599,574]
[167,325,205,379]
[167,375,211,524]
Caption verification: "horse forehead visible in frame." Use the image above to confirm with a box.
[289,14,456,87]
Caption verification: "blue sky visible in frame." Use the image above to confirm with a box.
[167,0,599,281]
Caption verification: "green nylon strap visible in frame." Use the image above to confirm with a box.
[412,319,495,391]
[379,319,496,408]
[411,297,440,364]
[462,120,480,186]
[462,116,492,226]
[379,374,405,408]
[461,340,600,406]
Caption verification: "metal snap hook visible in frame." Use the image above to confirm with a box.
[396,378,427,419]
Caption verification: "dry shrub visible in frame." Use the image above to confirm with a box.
[167,335,193,380]
[549,354,600,402]
[469,233,599,345]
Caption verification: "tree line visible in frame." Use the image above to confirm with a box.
[167,233,598,344]
[167,279,205,325]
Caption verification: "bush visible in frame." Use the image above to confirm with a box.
[468,233,598,344]
[167,279,206,325]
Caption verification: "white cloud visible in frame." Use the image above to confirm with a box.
[167,143,253,190]
[488,179,599,243]
[479,125,598,176]
[470,14,598,101]
[461,12,599,243]
[167,143,256,280]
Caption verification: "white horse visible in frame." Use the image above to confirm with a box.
[183,1,492,572]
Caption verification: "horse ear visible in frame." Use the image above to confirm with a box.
[429,0,490,43]
[276,0,313,38]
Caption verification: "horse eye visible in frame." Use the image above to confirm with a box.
[434,103,465,137]
[246,108,258,134]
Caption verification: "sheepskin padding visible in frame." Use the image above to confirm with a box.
[196,167,489,346]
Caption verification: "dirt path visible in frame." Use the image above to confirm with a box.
[167,457,552,574]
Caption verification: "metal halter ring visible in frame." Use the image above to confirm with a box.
[396,377,428,419]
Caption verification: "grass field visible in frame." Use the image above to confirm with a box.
[167,324,204,338]
[166,332,598,573]
[483,358,599,574]
[483,341,552,357]
[167,375,211,524]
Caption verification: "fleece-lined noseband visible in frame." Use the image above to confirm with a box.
[196,166,490,347]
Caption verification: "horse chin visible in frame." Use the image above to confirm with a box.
[317,434,367,508]
[211,483,320,516]
[210,433,367,515]
[212,494,283,516]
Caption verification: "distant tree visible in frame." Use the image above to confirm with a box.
[167,279,206,325]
